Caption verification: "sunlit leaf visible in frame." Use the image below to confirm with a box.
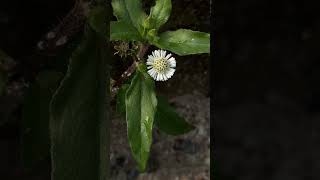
[125,64,157,172]
[111,0,131,22]
[154,29,210,55]
[110,21,143,41]
[124,0,148,34]
[148,0,172,30]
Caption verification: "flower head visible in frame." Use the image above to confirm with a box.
[146,49,176,81]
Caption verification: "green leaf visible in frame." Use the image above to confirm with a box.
[110,21,143,41]
[111,0,143,41]
[125,64,157,172]
[88,6,108,37]
[148,0,172,30]
[124,0,148,34]
[116,92,193,136]
[22,71,62,169]
[154,29,210,56]
[50,28,110,180]
[116,83,129,115]
[111,0,131,22]
[145,28,160,42]
[155,96,194,135]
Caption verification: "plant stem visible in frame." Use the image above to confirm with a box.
[111,44,150,99]
[136,43,150,61]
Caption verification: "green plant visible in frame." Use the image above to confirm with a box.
[0,0,209,178]
[110,0,210,172]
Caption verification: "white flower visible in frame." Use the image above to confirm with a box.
[146,49,176,81]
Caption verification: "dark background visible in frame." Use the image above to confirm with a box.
[214,0,317,179]
[1,0,78,179]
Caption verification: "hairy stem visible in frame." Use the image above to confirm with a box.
[111,43,150,99]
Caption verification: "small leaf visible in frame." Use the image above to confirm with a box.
[125,64,157,172]
[110,21,143,41]
[154,29,210,56]
[111,0,131,22]
[145,28,160,42]
[124,0,148,34]
[50,28,110,180]
[111,0,142,41]
[155,96,194,135]
[22,71,62,169]
[88,6,108,37]
[116,83,129,115]
[148,0,172,30]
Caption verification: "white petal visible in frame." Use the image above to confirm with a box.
[147,70,152,76]
[160,50,165,57]
[162,50,167,57]
[148,69,156,79]
[147,55,155,62]
[159,74,163,81]
[165,53,172,59]
[152,73,158,79]
[150,69,156,75]
[163,74,168,81]
[155,50,160,57]
[168,57,176,67]
[152,74,157,80]
[166,68,175,78]
[162,74,167,81]
[159,75,163,81]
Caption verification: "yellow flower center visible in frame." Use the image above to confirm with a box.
[153,58,168,73]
